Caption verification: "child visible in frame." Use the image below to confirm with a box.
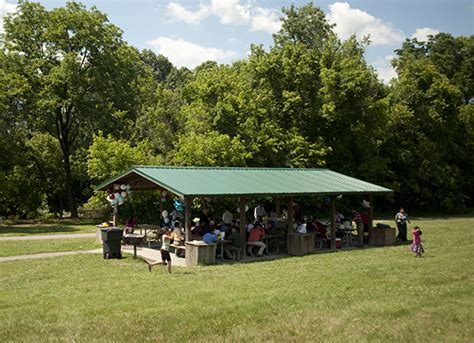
[411,226,424,257]
[145,228,173,273]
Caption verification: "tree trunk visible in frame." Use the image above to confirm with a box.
[63,151,78,218]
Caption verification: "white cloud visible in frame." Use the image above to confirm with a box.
[166,2,210,25]
[211,0,251,25]
[166,1,281,33]
[0,0,16,34]
[147,37,238,68]
[411,27,439,42]
[327,2,405,45]
[250,7,281,34]
[372,55,397,84]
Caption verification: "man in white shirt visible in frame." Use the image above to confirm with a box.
[222,208,233,226]
[254,204,266,220]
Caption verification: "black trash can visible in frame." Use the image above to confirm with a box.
[101,228,123,259]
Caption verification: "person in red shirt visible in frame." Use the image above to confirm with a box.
[247,222,266,256]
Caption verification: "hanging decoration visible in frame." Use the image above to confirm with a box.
[106,184,131,207]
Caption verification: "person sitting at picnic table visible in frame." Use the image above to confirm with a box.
[265,220,276,235]
[224,225,244,260]
[247,222,266,257]
[296,219,307,234]
[146,228,173,274]
[203,228,218,244]
[124,217,137,234]
[171,221,184,245]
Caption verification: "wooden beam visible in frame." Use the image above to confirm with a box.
[368,194,373,245]
[287,196,294,232]
[184,197,192,242]
[239,197,247,259]
[330,196,336,251]
[112,206,118,227]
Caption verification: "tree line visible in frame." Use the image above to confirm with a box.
[0,1,472,218]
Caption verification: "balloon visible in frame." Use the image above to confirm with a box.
[121,191,127,198]
[164,217,169,224]
[118,198,125,206]
[111,198,119,206]
[236,205,249,213]
[161,190,167,197]
[125,184,131,191]
[120,184,127,190]
[173,199,184,212]
[162,210,169,218]
[161,197,166,203]
[113,184,120,191]
[107,194,114,202]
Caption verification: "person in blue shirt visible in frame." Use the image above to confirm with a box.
[203,229,218,244]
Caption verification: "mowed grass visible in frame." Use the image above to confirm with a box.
[0,218,473,342]
[0,238,101,257]
[0,220,97,237]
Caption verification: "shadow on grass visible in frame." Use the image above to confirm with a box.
[0,225,83,235]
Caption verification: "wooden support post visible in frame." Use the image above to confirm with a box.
[184,197,192,242]
[275,197,281,216]
[368,194,373,245]
[239,197,247,259]
[330,196,336,251]
[287,196,294,253]
[112,206,118,227]
[287,196,294,233]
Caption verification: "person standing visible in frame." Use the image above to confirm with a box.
[411,226,424,257]
[146,228,173,274]
[395,207,410,241]
[254,204,266,221]
[352,209,364,247]
[222,207,233,232]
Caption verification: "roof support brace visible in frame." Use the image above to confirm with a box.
[184,197,192,242]
[330,197,336,251]
[239,197,247,259]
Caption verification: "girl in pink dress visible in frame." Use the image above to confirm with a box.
[411,226,424,257]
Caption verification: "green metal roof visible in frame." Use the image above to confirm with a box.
[97,166,392,197]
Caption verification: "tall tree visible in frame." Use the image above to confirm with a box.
[384,34,473,211]
[1,1,143,216]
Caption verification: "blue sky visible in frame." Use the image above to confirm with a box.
[1,0,473,82]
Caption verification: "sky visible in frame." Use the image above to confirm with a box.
[1,0,473,83]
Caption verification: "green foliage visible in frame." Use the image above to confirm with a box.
[0,1,472,217]
[171,131,249,167]
[385,34,473,211]
[87,132,161,183]
[1,1,144,217]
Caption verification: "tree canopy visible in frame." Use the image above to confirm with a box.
[0,1,472,218]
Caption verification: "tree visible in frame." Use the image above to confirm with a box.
[384,36,472,211]
[2,1,143,216]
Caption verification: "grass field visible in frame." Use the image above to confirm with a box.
[0,221,97,237]
[0,238,101,257]
[0,218,473,342]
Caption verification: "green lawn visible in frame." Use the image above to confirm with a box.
[0,218,473,342]
[0,220,97,237]
[0,238,101,257]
